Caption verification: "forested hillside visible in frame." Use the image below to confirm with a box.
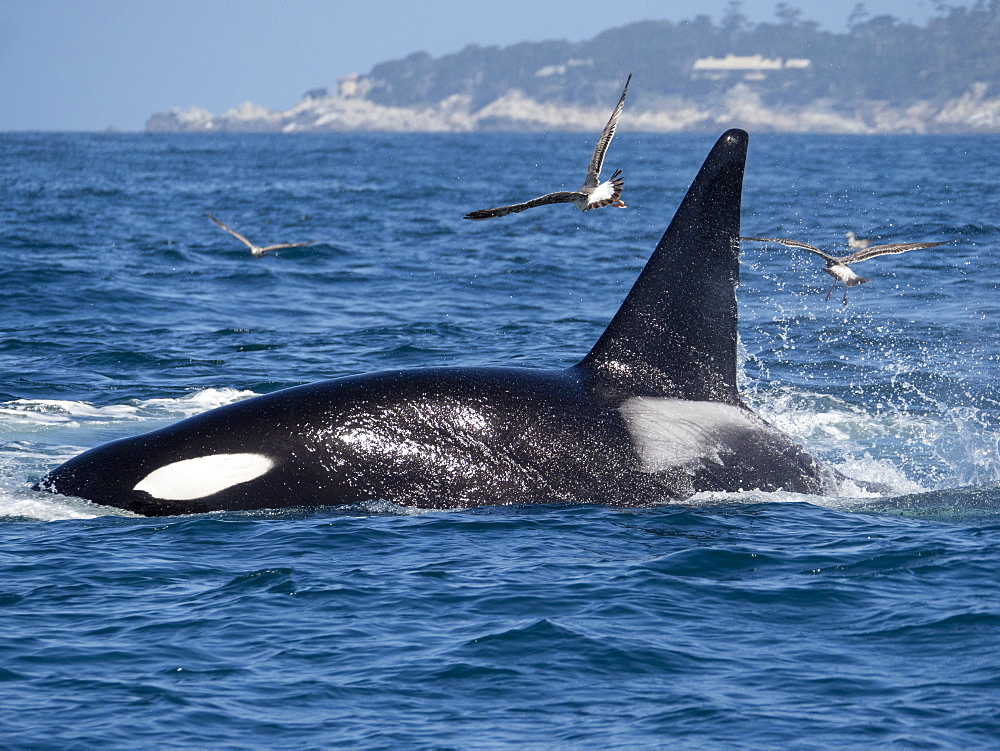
[147,2,1000,133]
[361,2,998,108]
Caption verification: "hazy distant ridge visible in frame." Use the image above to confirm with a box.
[147,5,1000,134]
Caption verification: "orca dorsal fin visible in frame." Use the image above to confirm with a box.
[578,129,748,405]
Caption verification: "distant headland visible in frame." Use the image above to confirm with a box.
[147,5,1000,134]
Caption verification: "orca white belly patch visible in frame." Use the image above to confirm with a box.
[619,398,764,472]
[133,453,275,500]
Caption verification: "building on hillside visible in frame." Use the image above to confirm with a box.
[691,54,812,81]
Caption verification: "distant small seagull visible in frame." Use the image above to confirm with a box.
[845,231,872,250]
[464,74,631,220]
[206,213,315,257]
[740,236,949,305]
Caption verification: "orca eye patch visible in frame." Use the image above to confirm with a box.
[133,454,275,500]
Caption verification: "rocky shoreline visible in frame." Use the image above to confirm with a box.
[147,83,1000,135]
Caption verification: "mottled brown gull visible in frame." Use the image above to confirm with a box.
[741,236,949,304]
[206,213,315,257]
[845,231,872,249]
[464,74,631,220]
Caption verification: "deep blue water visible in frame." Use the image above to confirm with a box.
[2,131,1000,747]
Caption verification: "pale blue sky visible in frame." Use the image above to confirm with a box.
[2,0,941,131]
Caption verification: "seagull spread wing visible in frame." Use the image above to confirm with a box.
[584,74,631,188]
[740,236,838,263]
[841,241,948,265]
[206,213,255,251]
[464,192,584,220]
[256,241,316,253]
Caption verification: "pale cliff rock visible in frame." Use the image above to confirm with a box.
[146,84,1000,135]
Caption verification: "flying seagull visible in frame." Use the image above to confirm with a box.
[464,74,631,220]
[845,231,872,250]
[740,236,949,305]
[206,213,315,257]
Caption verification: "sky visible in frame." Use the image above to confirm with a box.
[1,0,943,132]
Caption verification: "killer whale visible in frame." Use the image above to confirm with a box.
[34,129,836,516]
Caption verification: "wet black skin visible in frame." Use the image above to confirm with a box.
[35,130,835,515]
[36,365,827,516]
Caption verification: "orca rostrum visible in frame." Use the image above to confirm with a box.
[35,129,835,516]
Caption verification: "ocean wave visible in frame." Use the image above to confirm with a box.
[0,387,257,429]
[0,388,260,521]
[0,483,135,521]
[747,385,1000,491]
[2,381,991,521]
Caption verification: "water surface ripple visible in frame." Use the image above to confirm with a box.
[2,132,1000,747]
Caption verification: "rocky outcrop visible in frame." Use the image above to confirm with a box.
[146,83,1000,134]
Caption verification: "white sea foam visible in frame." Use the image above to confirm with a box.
[0,400,138,426]
[0,388,257,429]
[747,383,1000,494]
[0,388,259,522]
[0,485,135,521]
[1,382,995,521]
[0,454,137,521]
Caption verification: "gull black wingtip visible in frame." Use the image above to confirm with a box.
[463,75,635,220]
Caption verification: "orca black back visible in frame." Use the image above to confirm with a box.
[35,129,836,516]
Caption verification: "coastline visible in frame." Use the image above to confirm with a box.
[146,83,1000,135]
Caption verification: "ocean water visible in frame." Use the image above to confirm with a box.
[2,130,1000,747]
